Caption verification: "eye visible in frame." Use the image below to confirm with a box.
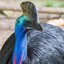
[17,20,20,24]
[23,20,30,26]
[24,20,28,22]
[24,20,30,23]
[24,20,28,24]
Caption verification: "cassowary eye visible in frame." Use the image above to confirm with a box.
[17,20,20,24]
[24,20,29,24]
[25,20,28,22]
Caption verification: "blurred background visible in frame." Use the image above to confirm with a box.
[0,0,64,49]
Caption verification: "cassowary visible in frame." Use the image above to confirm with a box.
[0,1,64,64]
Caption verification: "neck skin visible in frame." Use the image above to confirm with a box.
[12,25,28,64]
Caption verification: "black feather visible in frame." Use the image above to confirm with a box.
[0,23,64,64]
[0,33,15,64]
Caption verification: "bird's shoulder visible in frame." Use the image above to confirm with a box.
[27,23,64,44]
[27,23,64,53]
[26,23,64,64]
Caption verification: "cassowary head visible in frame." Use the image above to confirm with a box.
[15,1,43,31]
[15,15,43,31]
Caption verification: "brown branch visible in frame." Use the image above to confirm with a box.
[38,7,64,14]
[0,5,21,11]
[0,4,64,14]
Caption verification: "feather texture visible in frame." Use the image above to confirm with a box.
[0,23,64,64]
[0,33,15,64]
[1,1,64,64]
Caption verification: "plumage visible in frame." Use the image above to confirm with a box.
[0,33,15,64]
[0,1,64,64]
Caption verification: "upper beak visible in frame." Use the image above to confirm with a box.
[26,21,43,32]
[33,24,43,31]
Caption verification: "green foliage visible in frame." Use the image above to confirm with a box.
[45,0,64,7]
[45,1,53,7]
[59,3,64,7]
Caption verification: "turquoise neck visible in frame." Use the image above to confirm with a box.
[12,25,28,64]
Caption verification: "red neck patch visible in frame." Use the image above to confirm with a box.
[14,54,22,64]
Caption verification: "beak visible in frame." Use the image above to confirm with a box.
[33,24,43,31]
[25,21,43,32]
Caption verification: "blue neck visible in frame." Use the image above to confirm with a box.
[12,25,28,64]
